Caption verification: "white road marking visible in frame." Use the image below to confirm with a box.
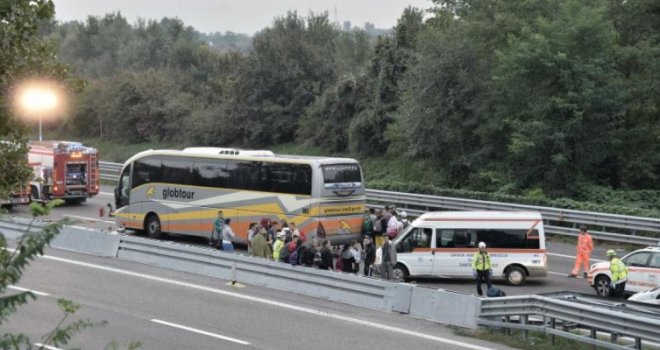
[8,285,50,296]
[548,252,604,262]
[34,343,62,350]
[22,251,492,350]
[151,319,250,345]
[99,192,113,196]
[63,214,115,224]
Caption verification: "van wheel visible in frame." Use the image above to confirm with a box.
[145,214,162,239]
[594,275,610,297]
[392,264,408,282]
[505,266,526,286]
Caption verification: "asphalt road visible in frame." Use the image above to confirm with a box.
[3,246,514,350]
[7,184,630,297]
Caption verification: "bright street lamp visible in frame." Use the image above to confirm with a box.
[19,86,59,142]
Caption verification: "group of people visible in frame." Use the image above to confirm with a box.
[210,206,407,279]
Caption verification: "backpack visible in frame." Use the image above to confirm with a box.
[487,286,506,297]
[313,250,322,267]
[335,256,344,271]
[290,249,299,266]
[362,215,374,234]
[373,218,382,233]
[279,244,290,263]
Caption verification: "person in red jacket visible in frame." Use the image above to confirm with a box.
[569,226,593,278]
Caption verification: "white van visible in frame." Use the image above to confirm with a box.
[388,211,547,285]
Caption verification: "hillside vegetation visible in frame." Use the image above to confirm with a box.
[41,0,659,213]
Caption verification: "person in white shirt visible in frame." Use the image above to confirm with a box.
[387,208,401,239]
[222,218,236,251]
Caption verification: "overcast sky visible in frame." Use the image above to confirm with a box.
[52,0,432,34]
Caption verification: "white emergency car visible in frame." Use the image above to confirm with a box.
[587,246,660,297]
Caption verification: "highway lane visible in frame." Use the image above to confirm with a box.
[3,246,514,350]
[5,184,627,298]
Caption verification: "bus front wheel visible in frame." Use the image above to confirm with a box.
[145,214,162,239]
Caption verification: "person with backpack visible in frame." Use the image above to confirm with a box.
[373,209,386,247]
[362,236,376,276]
[273,231,285,262]
[318,240,334,270]
[362,208,375,238]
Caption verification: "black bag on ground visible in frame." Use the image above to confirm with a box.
[487,286,506,297]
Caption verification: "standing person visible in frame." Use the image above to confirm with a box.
[340,244,356,273]
[400,211,410,230]
[361,208,375,239]
[221,218,236,251]
[569,226,593,278]
[210,210,224,249]
[373,209,386,247]
[251,228,271,260]
[607,250,628,298]
[350,241,362,274]
[471,242,493,297]
[380,235,397,280]
[387,208,401,240]
[289,221,306,242]
[318,240,334,270]
[246,222,257,254]
[362,237,376,276]
[273,231,285,262]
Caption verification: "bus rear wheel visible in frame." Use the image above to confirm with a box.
[145,214,162,239]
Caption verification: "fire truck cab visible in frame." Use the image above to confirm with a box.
[28,141,100,204]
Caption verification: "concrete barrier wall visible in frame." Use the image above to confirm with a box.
[0,217,120,257]
[51,225,120,257]
[408,286,480,328]
[117,235,404,312]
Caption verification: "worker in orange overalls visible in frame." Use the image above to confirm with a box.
[569,225,593,278]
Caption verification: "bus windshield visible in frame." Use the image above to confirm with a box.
[321,164,362,184]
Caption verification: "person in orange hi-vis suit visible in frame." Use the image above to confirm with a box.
[569,226,593,278]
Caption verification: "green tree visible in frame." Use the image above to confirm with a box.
[494,0,623,195]
[1,0,74,197]
[350,7,424,156]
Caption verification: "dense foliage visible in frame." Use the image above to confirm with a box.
[45,0,659,200]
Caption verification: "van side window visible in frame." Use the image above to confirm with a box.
[436,229,475,248]
[397,228,432,253]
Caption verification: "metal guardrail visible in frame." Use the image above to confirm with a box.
[479,292,660,350]
[99,161,660,246]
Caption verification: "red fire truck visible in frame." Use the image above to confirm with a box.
[28,141,100,204]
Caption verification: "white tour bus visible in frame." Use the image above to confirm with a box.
[114,147,366,243]
[389,211,547,285]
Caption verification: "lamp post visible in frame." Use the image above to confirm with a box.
[19,86,58,142]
